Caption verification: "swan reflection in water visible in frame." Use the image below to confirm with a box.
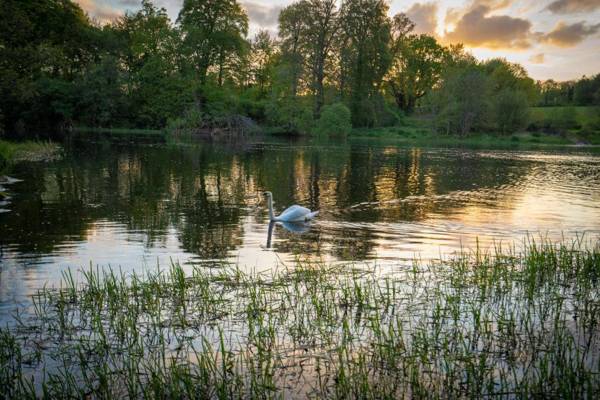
[265,220,312,248]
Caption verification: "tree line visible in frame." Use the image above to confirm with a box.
[0,0,597,139]
[538,75,600,107]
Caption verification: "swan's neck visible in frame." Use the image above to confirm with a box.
[267,196,276,220]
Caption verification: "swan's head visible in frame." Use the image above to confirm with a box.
[262,191,273,199]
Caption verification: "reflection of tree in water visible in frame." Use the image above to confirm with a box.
[330,225,379,261]
[176,167,245,259]
[266,224,323,256]
[0,139,536,264]
[0,142,253,259]
[340,147,532,223]
[0,162,90,254]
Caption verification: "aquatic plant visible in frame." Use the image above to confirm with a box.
[1,238,599,398]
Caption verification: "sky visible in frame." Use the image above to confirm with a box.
[76,0,600,81]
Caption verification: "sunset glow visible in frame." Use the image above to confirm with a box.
[76,0,600,81]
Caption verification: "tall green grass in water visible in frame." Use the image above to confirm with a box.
[1,238,599,398]
[0,140,60,171]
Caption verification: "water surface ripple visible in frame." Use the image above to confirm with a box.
[1,140,600,319]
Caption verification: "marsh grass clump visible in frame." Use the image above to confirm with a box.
[0,140,61,173]
[1,238,600,398]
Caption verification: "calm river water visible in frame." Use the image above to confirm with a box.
[1,138,600,319]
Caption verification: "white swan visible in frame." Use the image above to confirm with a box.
[263,191,319,222]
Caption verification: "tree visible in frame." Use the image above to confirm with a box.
[115,0,189,127]
[278,2,310,99]
[177,0,248,87]
[432,64,492,135]
[538,79,570,106]
[339,0,392,126]
[249,30,277,98]
[0,0,97,135]
[74,56,126,127]
[387,18,447,113]
[304,0,339,117]
[315,102,352,136]
[278,0,339,117]
[574,74,600,106]
[493,89,530,135]
[483,59,537,104]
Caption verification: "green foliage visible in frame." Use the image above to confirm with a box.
[166,105,204,136]
[1,0,597,140]
[315,103,352,136]
[528,106,600,138]
[548,107,580,132]
[430,58,535,136]
[432,64,492,135]
[574,74,600,106]
[178,0,249,86]
[340,0,392,127]
[387,26,448,113]
[538,80,574,106]
[74,56,127,128]
[483,58,538,104]
[278,0,339,117]
[118,0,192,128]
[0,0,96,135]
[266,97,314,135]
[493,89,530,135]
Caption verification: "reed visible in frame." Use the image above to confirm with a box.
[1,237,599,398]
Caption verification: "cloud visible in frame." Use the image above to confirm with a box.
[529,53,545,63]
[117,0,140,6]
[75,0,123,23]
[443,5,533,49]
[405,2,438,35]
[541,21,600,47]
[546,0,600,14]
[241,1,282,28]
[445,0,513,26]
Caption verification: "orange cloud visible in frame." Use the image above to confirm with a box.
[546,0,600,14]
[406,2,438,35]
[541,21,600,47]
[443,5,533,49]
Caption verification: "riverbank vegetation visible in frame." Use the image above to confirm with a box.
[1,238,599,397]
[1,0,599,142]
[0,140,60,173]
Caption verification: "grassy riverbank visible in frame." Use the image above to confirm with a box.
[1,238,599,398]
[352,125,577,146]
[67,106,600,148]
[0,140,60,172]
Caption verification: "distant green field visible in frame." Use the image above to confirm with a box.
[530,106,599,126]
[350,106,600,145]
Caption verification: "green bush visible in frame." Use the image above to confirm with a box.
[315,103,353,137]
[166,105,204,136]
[265,97,314,135]
[0,141,15,172]
[493,89,530,134]
[432,66,492,135]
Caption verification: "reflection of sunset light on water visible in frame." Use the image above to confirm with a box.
[1,143,600,323]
